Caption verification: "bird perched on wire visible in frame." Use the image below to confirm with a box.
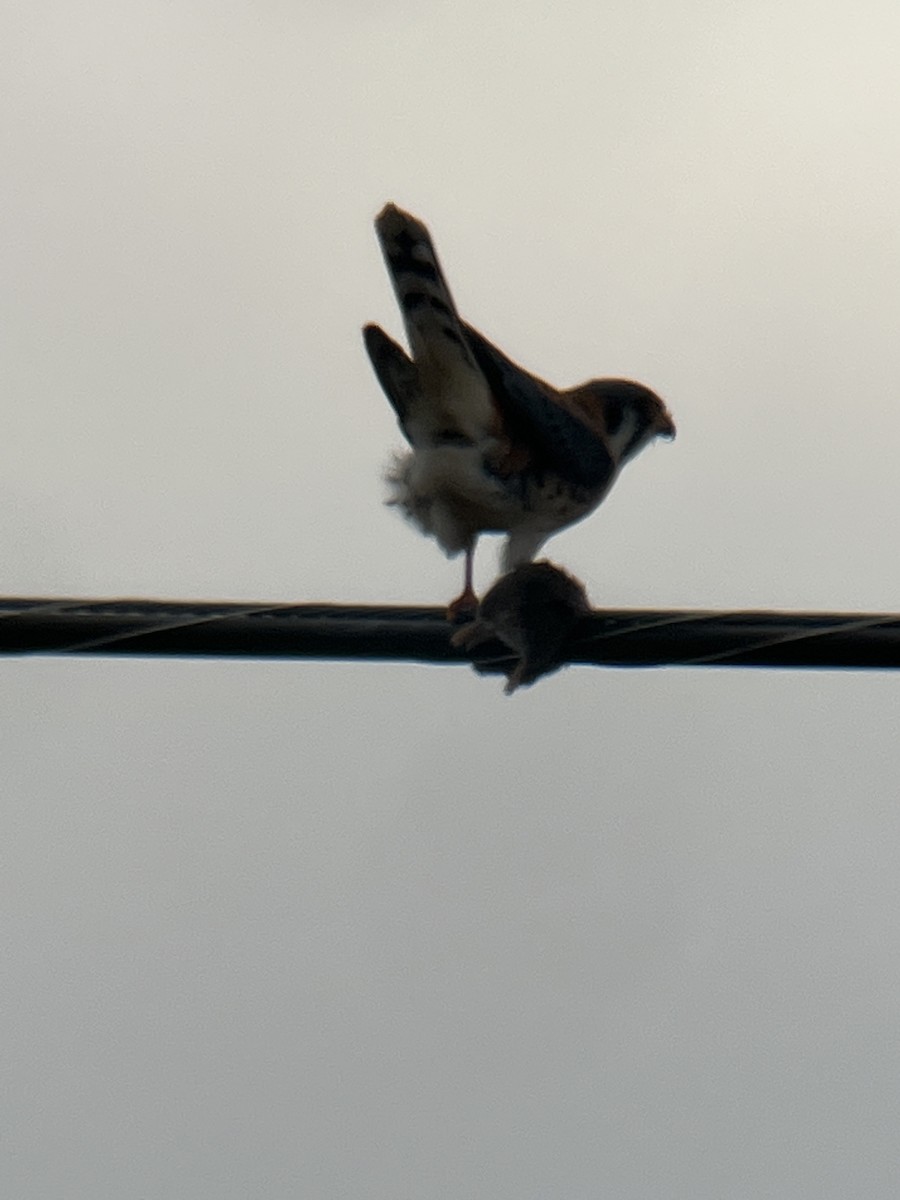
[363,203,675,619]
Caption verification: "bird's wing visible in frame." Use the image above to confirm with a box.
[461,322,615,490]
[363,324,420,442]
[368,205,496,447]
[372,204,475,368]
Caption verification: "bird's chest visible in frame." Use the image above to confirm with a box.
[411,444,598,533]
[517,471,598,527]
[405,443,522,528]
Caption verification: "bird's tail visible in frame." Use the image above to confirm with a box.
[373,203,476,369]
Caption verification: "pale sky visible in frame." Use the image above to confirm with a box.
[4,3,900,1197]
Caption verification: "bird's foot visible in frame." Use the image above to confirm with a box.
[446,586,479,624]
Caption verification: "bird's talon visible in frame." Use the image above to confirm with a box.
[446,588,479,624]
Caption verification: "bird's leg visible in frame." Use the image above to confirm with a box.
[446,546,478,623]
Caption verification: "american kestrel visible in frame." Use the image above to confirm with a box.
[364,203,675,617]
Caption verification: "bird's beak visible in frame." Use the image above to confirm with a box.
[660,417,676,441]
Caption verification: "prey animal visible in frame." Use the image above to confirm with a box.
[363,203,675,617]
[451,561,591,694]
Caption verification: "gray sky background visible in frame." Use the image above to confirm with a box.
[4,2,900,1196]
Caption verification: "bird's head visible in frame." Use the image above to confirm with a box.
[580,378,675,464]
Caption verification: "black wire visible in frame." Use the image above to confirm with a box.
[3,596,900,670]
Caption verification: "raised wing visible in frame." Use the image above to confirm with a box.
[368,205,496,448]
[363,323,419,442]
[373,204,476,370]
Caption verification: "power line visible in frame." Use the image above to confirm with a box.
[2,596,900,670]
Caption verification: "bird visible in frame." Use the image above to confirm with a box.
[363,203,675,619]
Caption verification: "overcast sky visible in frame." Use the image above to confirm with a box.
[4,2,900,1197]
